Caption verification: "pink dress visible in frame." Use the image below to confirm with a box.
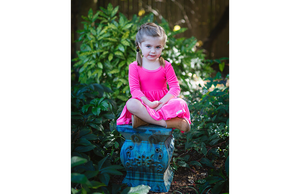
[116,60,191,126]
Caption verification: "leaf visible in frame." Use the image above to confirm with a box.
[114,141,119,149]
[102,169,123,175]
[106,38,118,42]
[182,155,190,161]
[118,61,126,68]
[116,95,128,101]
[212,115,217,121]
[122,31,130,39]
[74,145,96,152]
[76,138,93,146]
[88,8,93,19]
[108,69,119,74]
[200,158,214,168]
[117,82,122,88]
[189,161,203,167]
[111,6,119,17]
[107,3,113,12]
[90,28,96,36]
[215,59,221,64]
[100,165,124,175]
[84,171,99,179]
[89,181,106,189]
[99,173,110,186]
[201,142,208,156]
[117,44,125,52]
[71,173,90,185]
[121,39,130,46]
[71,156,88,168]
[119,16,125,26]
[103,113,115,120]
[82,104,92,113]
[98,156,109,170]
[119,78,127,84]
[108,53,113,61]
[89,123,101,130]
[100,100,110,110]
[114,51,123,57]
[79,128,91,137]
[123,23,133,29]
[127,57,135,65]
[178,160,189,168]
[82,133,98,140]
[92,107,101,116]
[210,180,226,194]
[219,62,225,72]
[121,185,151,194]
[92,11,100,22]
[101,84,113,93]
[210,138,220,146]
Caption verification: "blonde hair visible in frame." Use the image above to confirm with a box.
[135,23,167,67]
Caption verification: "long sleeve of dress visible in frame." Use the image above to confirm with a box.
[128,63,145,99]
[165,63,180,97]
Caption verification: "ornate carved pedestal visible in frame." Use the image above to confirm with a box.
[116,125,174,193]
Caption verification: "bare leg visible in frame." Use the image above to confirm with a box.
[127,99,166,127]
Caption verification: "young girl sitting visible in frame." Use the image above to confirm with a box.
[116,22,191,132]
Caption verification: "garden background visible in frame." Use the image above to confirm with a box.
[68,0,232,193]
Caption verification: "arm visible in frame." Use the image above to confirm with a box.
[129,63,160,108]
[154,63,180,111]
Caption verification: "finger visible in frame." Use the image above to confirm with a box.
[155,105,162,111]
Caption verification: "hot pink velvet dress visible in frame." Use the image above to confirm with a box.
[116,60,191,126]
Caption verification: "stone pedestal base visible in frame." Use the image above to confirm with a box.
[116,125,174,193]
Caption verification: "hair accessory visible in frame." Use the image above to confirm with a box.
[136,48,140,52]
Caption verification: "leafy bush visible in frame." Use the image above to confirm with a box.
[71,83,127,193]
[72,4,137,104]
[171,72,229,194]
[159,19,214,91]
[72,3,213,105]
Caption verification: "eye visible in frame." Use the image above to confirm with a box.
[156,46,161,49]
[146,45,151,48]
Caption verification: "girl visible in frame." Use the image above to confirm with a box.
[116,22,191,132]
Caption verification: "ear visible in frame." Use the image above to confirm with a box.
[138,42,141,48]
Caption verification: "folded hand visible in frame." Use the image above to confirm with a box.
[154,102,165,111]
[148,101,162,109]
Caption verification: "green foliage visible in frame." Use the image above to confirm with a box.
[71,3,229,193]
[171,72,229,194]
[72,3,138,104]
[73,3,213,105]
[159,18,214,91]
[71,82,128,193]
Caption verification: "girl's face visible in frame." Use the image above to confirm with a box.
[138,36,164,62]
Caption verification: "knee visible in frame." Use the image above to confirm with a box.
[126,99,141,114]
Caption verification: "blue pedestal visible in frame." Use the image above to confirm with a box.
[116,125,174,193]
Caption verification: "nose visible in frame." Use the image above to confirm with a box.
[151,47,155,53]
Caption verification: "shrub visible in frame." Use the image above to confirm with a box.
[171,72,229,193]
[72,3,213,106]
[71,82,126,193]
